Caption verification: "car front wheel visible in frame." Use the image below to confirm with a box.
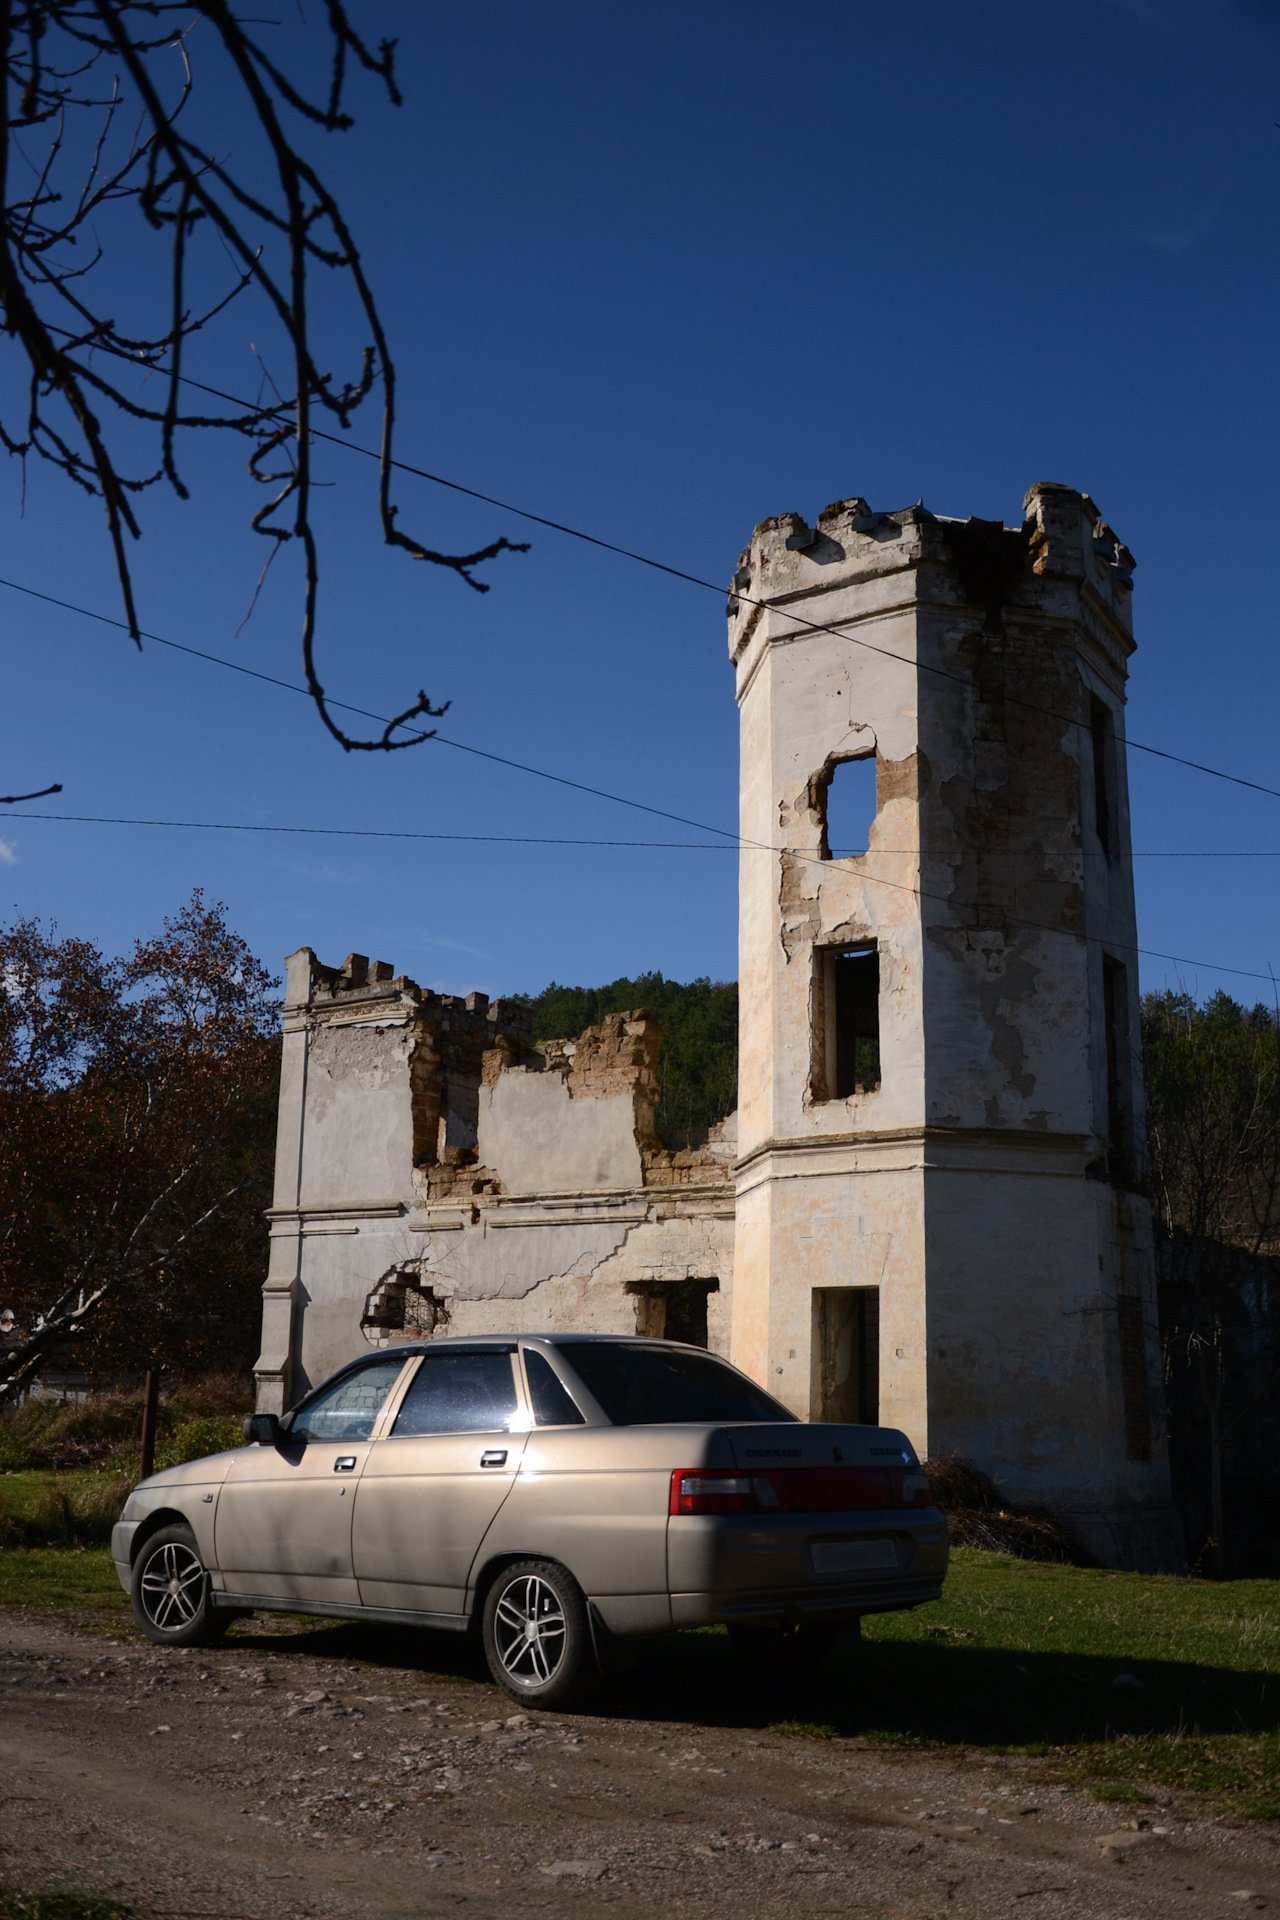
[481,1559,596,1708]
[131,1522,230,1647]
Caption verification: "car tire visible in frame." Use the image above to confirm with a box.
[481,1559,597,1708]
[131,1522,231,1647]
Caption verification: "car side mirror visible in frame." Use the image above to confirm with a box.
[243,1412,283,1447]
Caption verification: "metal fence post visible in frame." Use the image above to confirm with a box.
[139,1368,160,1481]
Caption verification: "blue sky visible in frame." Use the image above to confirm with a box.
[3,0,1280,1003]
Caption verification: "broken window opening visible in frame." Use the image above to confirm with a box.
[1102,955,1130,1169]
[817,944,881,1098]
[1090,697,1117,861]
[815,753,877,861]
[811,1287,880,1424]
[361,1272,451,1346]
[626,1278,719,1348]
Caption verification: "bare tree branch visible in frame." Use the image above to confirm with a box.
[0,4,526,748]
[0,779,60,800]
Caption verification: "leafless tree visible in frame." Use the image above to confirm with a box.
[0,3,526,752]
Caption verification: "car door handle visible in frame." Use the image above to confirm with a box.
[333,1456,357,1473]
[479,1449,508,1468]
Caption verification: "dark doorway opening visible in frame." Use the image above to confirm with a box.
[627,1278,719,1348]
[812,1287,880,1424]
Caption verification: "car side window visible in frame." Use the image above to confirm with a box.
[523,1349,586,1426]
[289,1358,407,1444]
[392,1352,519,1436]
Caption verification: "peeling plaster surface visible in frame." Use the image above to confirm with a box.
[299,1024,417,1207]
[477,1069,643,1193]
[728,487,1180,1568]
[258,485,1179,1570]
[259,955,736,1399]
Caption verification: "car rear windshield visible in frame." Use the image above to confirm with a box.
[557,1342,797,1426]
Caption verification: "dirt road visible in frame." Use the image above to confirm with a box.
[0,1608,1275,1919]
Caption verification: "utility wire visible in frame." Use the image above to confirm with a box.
[48,334,1280,812]
[7,805,1279,984]
[6,808,1279,859]
[5,572,1279,979]
[4,810,725,849]
[0,574,741,842]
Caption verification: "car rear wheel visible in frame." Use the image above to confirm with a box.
[481,1559,596,1708]
[131,1523,231,1647]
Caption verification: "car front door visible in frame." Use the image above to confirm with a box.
[215,1356,410,1604]
[353,1348,528,1616]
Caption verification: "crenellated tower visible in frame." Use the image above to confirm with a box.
[728,483,1181,1568]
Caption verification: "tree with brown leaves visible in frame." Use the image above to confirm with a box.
[0,891,278,1395]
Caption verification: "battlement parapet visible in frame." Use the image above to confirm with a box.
[728,482,1135,670]
[282,946,532,1047]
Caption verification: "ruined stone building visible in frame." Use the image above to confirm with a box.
[257,480,1180,1568]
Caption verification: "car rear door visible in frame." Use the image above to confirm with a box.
[353,1347,529,1616]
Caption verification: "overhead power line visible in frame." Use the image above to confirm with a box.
[0,574,741,843]
[7,807,1280,860]
[0,576,744,848]
[7,805,1280,985]
[42,332,1280,812]
[5,573,1280,980]
[5,810,723,850]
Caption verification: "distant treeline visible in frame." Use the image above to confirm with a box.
[516,973,738,1152]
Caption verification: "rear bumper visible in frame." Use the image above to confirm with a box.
[671,1575,944,1628]
[666,1505,948,1627]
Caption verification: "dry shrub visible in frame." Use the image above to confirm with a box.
[0,1375,253,1472]
[924,1453,1099,1566]
[0,1472,132,1547]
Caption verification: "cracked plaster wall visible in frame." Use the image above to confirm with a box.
[728,486,1179,1567]
[259,958,736,1398]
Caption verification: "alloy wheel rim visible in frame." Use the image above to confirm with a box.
[139,1541,204,1631]
[493,1574,566,1686]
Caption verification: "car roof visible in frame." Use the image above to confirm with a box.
[368,1333,704,1360]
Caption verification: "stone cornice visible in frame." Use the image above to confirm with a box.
[734,1123,1096,1176]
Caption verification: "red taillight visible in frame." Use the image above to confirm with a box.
[670,1463,932,1515]
[887,1468,933,1508]
[669,1469,757,1515]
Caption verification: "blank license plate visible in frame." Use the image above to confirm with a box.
[809,1539,899,1575]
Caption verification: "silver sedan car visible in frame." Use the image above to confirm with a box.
[113,1336,948,1705]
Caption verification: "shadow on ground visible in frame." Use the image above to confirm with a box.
[229,1616,1275,1748]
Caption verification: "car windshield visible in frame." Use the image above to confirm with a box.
[557,1342,797,1426]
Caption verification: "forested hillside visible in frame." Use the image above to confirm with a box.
[517,973,737,1151]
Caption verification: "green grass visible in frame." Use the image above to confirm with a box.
[599,1549,1280,1822]
[0,1471,131,1547]
[0,1893,136,1920]
[0,1546,126,1612]
[858,1549,1280,1819]
[2,1532,1278,1821]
